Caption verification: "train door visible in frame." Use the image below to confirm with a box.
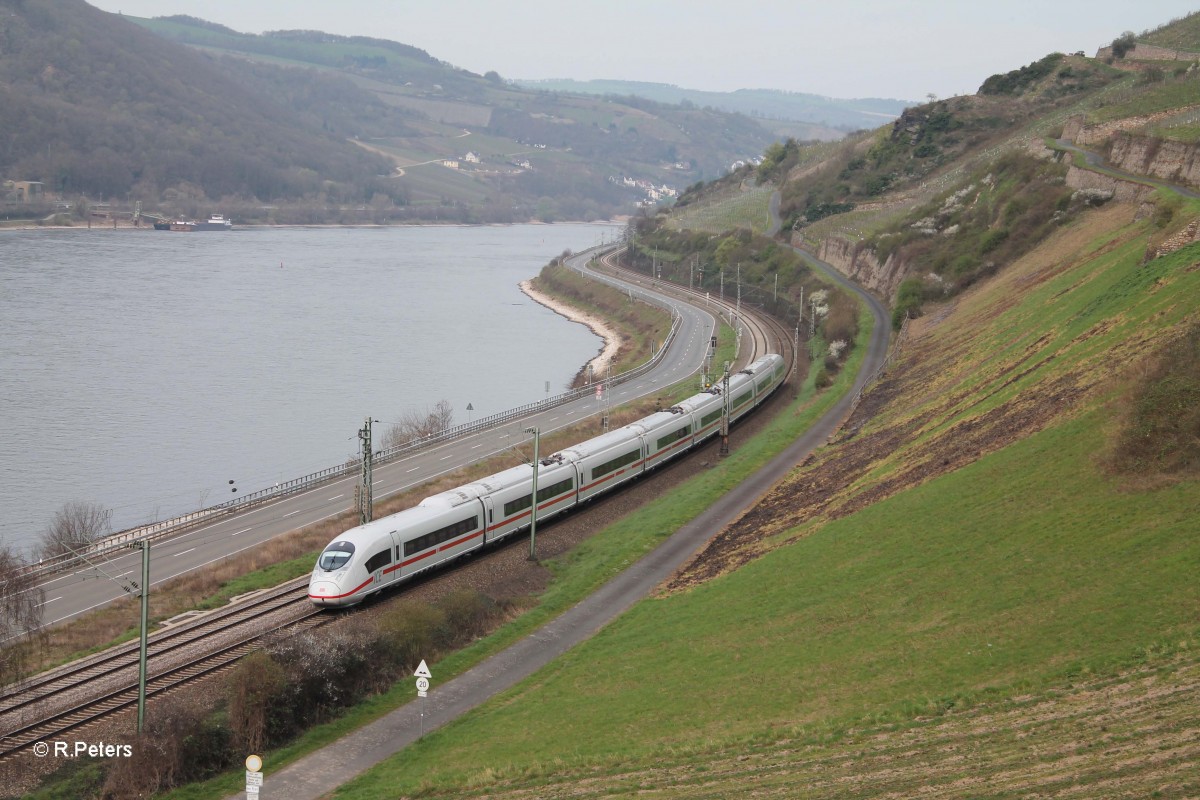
[481,495,497,543]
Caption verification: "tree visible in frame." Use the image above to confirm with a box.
[0,545,44,683]
[383,400,455,449]
[1111,31,1137,59]
[40,501,110,561]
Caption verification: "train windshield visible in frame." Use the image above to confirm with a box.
[318,541,355,571]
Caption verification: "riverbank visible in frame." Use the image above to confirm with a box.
[520,278,621,377]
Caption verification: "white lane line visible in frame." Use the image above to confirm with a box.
[283,509,304,517]
[42,596,63,605]
[499,434,510,439]
[232,527,253,536]
[471,444,483,449]
[173,548,196,558]
[441,454,453,460]
[327,494,344,500]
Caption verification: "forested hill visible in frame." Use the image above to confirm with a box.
[1,2,783,224]
[0,0,396,209]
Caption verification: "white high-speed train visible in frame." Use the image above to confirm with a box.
[308,354,786,607]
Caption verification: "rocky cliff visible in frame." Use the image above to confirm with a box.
[1107,133,1200,190]
[802,235,908,300]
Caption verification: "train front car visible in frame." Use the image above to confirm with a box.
[309,523,380,607]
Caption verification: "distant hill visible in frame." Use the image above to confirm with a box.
[116,14,784,222]
[0,0,397,217]
[514,79,912,135]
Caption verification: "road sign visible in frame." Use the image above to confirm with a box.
[416,675,429,697]
[245,755,262,772]
[246,771,263,787]
[246,786,259,796]
[414,660,431,678]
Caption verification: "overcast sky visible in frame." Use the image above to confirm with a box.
[89,0,1198,101]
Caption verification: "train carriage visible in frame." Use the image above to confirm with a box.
[308,494,485,606]
[640,408,697,469]
[468,459,579,544]
[558,425,647,502]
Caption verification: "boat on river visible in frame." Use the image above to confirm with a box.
[195,214,233,231]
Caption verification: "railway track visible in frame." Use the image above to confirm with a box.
[0,263,797,765]
[589,250,798,378]
[0,578,322,762]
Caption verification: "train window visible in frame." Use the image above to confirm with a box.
[537,477,573,503]
[404,515,479,558]
[592,448,640,480]
[364,549,392,574]
[734,390,753,409]
[318,541,355,571]
[504,494,533,517]
[701,409,722,427]
[656,425,691,451]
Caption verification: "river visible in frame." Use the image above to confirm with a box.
[0,222,620,557]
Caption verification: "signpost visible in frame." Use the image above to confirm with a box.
[415,659,432,736]
[245,754,263,797]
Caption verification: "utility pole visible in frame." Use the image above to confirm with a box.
[719,361,731,456]
[524,427,540,560]
[358,417,373,525]
[130,540,150,735]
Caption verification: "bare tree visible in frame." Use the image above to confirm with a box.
[40,501,110,561]
[383,400,455,449]
[0,545,45,683]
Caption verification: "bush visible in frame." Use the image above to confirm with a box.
[892,277,927,329]
[378,599,448,671]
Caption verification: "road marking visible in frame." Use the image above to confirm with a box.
[407,467,419,473]
[440,454,453,460]
[283,509,304,517]
[42,596,63,605]
[327,494,344,500]
[173,548,196,558]
[499,434,510,439]
[232,527,253,536]
[471,444,483,449]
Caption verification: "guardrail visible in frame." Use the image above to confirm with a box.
[27,249,680,582]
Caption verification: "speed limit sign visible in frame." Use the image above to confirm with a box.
[416,676,430,696]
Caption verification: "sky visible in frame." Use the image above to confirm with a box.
[89,0,1199,101]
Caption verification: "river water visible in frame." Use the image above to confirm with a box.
[0,223,620,557]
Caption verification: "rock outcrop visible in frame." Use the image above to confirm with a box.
[1107,133,1200,190]
[1064,165,1153,203]
[802,235,908,300]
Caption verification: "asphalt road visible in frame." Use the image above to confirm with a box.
[30,247,719,631]
[227,247,892,800]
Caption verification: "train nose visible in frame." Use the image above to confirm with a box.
[308,580,342,606]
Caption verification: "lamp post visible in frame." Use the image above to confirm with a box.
[524,426,540,561]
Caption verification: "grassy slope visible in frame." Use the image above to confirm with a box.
[335,199,1200,796]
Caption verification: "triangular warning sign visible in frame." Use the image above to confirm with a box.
[414,659,432,678]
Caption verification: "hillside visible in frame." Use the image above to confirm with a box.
[111,13,777,222]
[0,4,778,224]
[0,0,398,217]
[323,15,1200,800]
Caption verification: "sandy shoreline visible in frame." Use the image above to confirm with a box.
[520,279,621,380]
